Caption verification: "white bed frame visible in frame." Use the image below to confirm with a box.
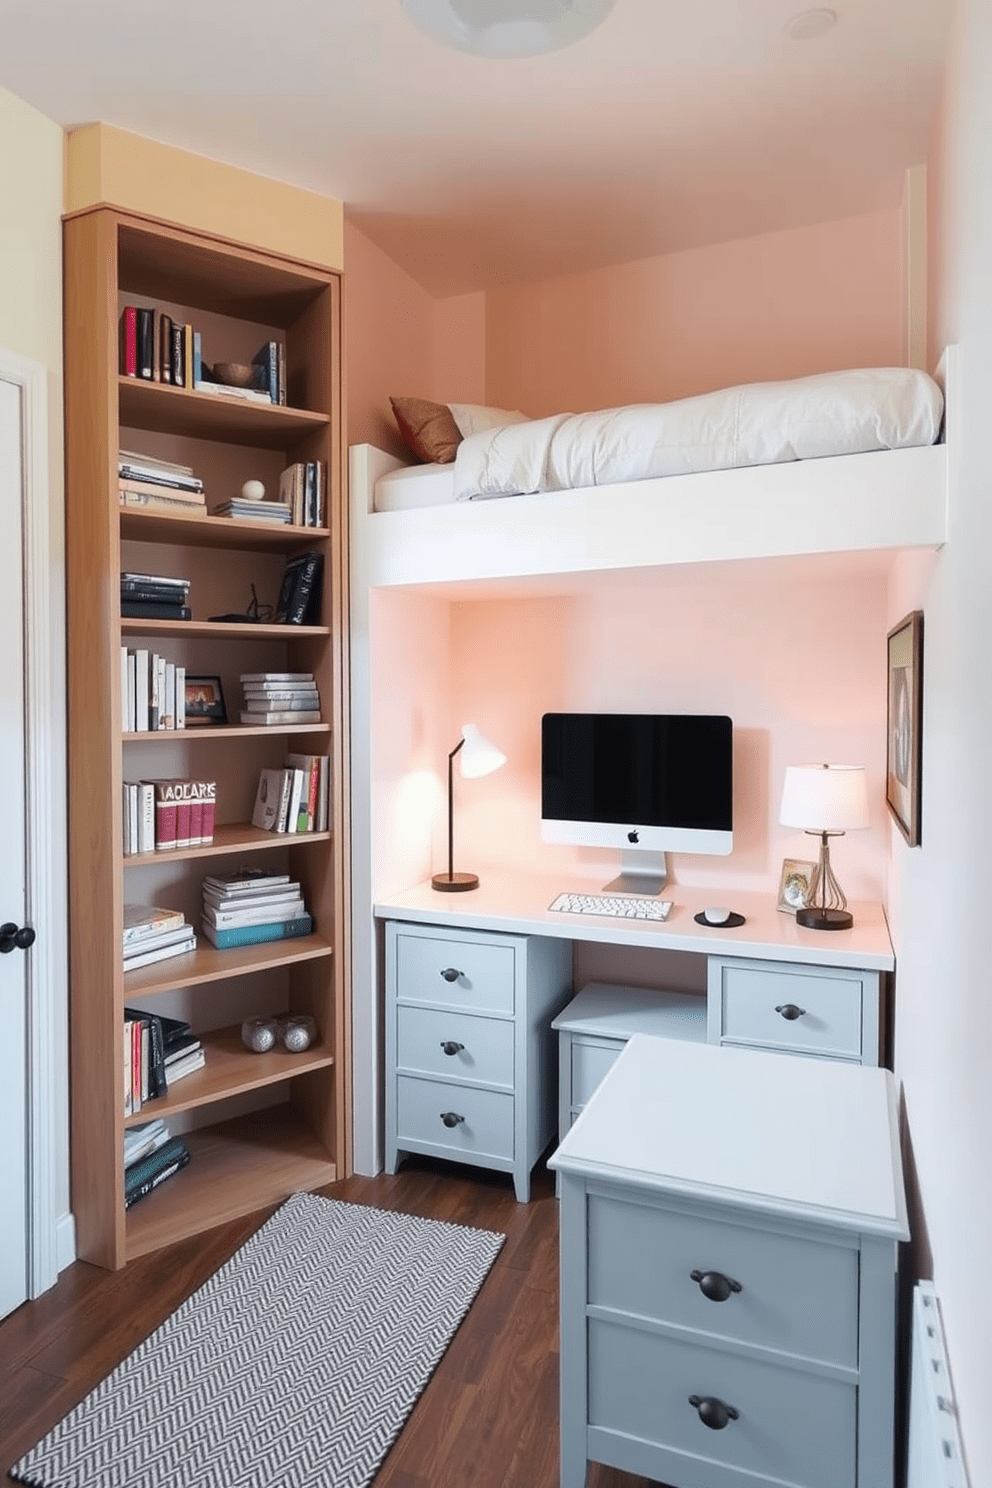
[347,349,954,1172]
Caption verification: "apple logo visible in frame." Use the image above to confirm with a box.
[627,829,639,843]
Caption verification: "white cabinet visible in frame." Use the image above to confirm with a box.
[551,1036,908,1488]
[384,920,571,1201]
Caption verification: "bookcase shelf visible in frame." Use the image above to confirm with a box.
[65,205,351,1270]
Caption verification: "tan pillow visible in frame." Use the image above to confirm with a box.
[389,396,463,464]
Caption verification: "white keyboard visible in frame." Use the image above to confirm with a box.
[548,892,673,921]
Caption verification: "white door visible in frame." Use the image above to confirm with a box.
[0,374,29,1318]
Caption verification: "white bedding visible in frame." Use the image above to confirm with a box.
[373,367,943,511]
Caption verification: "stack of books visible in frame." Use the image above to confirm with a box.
[119,450,206,514]
[240,672,321,726]
[121,570,191,621]
[121,645,186,731]
[212,497,292,523]
[124,1123,191,1209]
[278,462,326,526]
[159,1012,205,1083]
[123,904,196,973]
[251,753,330,834]
[200,869,313,950]
[122,1007,206,1116]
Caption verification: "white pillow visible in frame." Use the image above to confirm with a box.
[447,402,529,438]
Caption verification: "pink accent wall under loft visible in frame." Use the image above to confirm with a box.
[484,208,904,417]
[443,558,890,905]
[344,220,485,457]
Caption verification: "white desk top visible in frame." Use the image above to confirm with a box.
[374,869,895,972]
[550,1035,909,1239]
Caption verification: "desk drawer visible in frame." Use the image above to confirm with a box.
[714,960,863,1059]
[396,1074,514,1161]
[588,1317,856,1488]
[587,1193,857,1367]
[396,1004,514,1089]
[394,930,515,1014]
[571,1035,625,1108]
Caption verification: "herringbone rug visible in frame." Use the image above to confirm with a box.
[11,1193,505,1488]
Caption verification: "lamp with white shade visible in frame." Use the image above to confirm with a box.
[779,764,869,930]
[432,724,507,892]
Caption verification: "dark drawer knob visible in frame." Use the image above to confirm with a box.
[440,1041,465,1056]
[0,922,35,954]
[775,1003,806,1021]
[440,967,462,983]
[440,1111,465,1128]
[688,1395,739,1430]
[690,1269,742,1302]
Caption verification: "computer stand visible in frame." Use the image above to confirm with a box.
[601,850,668,897]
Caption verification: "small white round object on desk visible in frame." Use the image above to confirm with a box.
[703,906,732,925]
[241,479,266,501]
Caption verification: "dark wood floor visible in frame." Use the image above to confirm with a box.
[1,1155,659,1487]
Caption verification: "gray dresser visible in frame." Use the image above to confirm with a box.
[383,919,571,1201]
[550,1035,909,1488]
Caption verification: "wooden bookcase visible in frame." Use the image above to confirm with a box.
[64,207,351,1269]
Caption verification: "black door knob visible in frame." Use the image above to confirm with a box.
[440,967,462,983]
[440,1111,465,1128]
[688,1395,739,1430]
[0,922,35,954]
[690,1269,742,1302]
[775,1003,806,1020]
[440,1041,465,1056]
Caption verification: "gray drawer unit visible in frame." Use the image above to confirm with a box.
[384,920,572,1201]
[707,955,880,1065]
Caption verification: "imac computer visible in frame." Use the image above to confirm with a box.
[541,712,733,895]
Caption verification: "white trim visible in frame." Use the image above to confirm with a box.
[0,347,70,1294]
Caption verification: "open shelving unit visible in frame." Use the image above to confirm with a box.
[64,206,351,1269]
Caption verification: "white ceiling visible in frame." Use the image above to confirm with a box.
[1,0,951,296]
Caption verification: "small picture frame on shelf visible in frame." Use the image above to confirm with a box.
[886,609,923,846]
[777,858,817,915]
[184,675,227,726]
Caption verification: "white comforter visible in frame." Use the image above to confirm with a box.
[452,367,943,502]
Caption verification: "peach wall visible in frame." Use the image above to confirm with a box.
[441,559,890,902]
[484,208,904,416]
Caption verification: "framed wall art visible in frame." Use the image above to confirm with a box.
[886,610,923,846]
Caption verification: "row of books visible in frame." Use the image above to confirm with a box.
[124,1121,191,1209]
[278,462,327,528]
[120,449,206,515]
[122,1003,203,1115]
[121,646,188,733]
[251,754,330,834]
[200,869,313,950]
[241,672,321,726]
[121,570,191,622]
[122,780,216,856]
[119,307,286,406]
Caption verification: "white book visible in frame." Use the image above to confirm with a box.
[120,646,129,732]
[240,710,321,725]
[203,900,305,929]
[123,933,196,972]
[127,651,136,732]
[122,784,132,856]
[175,665,186,728]
[124,1125,171,1169]
[251,768,285,831]
[194,380,271,404]
[166,1048,206,1083]
[129,784,139,857]
[123,904,186,945]
[202,886,302,912]
[119,449,196,478]
[243,696,319,712]
[240,672,314,683]
[285,768,305,831]
[202,871,291,893]
[124,922,197,955]
[149,653,161,731]
[164,661,176,730]
[134,648,149,731]
[316,755,329,832]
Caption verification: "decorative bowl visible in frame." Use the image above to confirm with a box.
[211,362,257,388]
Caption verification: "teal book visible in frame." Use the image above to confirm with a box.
[124,1136,190,1208]
[201,914,313,950]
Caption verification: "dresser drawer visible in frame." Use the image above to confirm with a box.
[571,1035,625,1109]
[396,1074,514,1161]
[394,930,515,1014]
[714,961,863,1059]
[396,1004,514,1089]
[587,1193,858,1367]
[588,1317,856,1488]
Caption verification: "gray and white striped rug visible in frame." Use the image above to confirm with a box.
[12,1193,504,1488]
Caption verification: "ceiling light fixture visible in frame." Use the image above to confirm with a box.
[401,0,617,59]
[782,8,838,41]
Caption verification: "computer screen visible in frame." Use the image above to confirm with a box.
[541,712,733,858]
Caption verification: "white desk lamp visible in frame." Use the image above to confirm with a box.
[779,764,869,930]
[432,724,507,892]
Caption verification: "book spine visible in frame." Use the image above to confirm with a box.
[192,330,202,387]
[184,323,194,390]
[139,782,156,853]
[175,795,192,849]
[152,309,161,382]
[163,661,176,729]
[134,648,149,731]
[132,1020,142,1114]
[175,666,186,729]
[171,322,184,387]
[149,652,160,732]
[160,313,173,381]
[123,1020,133,1116]
[119,306,137,377]
[137,308,154,379]
[278,341,286,405]
[155,785,178,850]
[203,914,312,950]
[188,794,203,846]
[276,768,293,831]
[120,645,129,732]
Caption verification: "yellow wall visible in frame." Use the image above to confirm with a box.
[65,123,343,271]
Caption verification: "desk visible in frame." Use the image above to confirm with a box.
[375,871,895,1196]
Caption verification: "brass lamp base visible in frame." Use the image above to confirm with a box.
[431,871,480,892]
[796,906,853,931]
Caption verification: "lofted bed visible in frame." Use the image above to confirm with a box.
[347,350,954,1174]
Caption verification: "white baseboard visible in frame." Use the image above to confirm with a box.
[55,1211,76,1274]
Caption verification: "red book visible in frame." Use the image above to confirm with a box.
[119,305,137,377]
[154,782,178,850]
[175,796,192,849]
[200,783,216,844]
[188,795,203,846]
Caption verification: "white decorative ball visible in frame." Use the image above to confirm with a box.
[241,479,266,502]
